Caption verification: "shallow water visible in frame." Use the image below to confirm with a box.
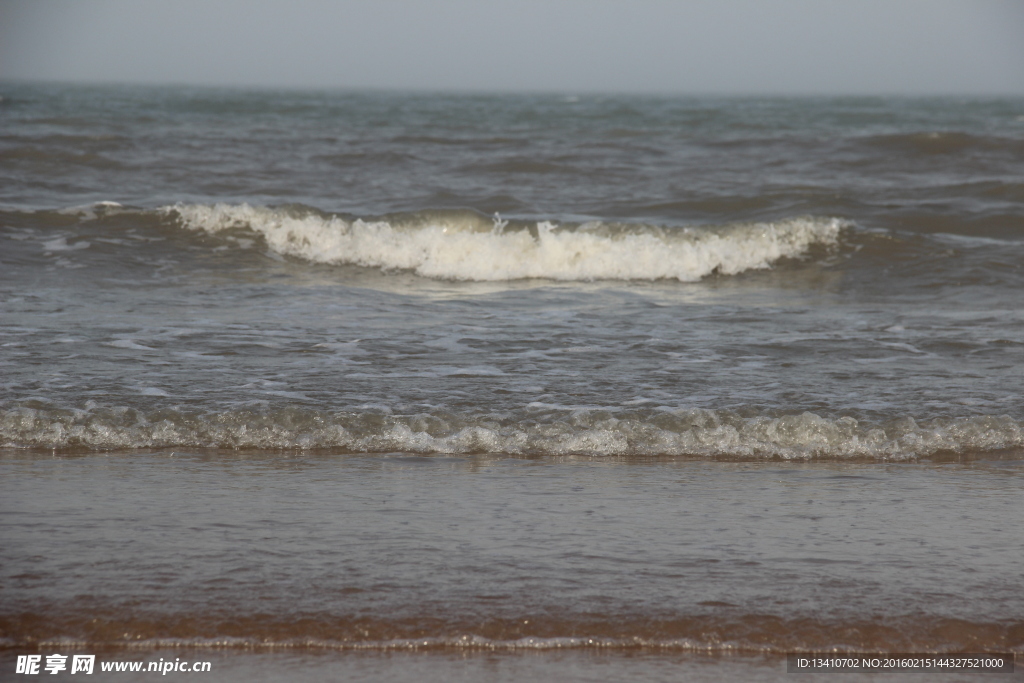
[3,453,1022,653]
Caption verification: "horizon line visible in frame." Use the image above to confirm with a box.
[3,77,1023,100]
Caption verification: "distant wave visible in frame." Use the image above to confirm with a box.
[862,131,1024,156]
[3,404,1020,460]
[163,203,846,281]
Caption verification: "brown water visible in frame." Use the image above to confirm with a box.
[3,452,1022,671]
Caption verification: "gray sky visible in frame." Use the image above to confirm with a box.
[2,0,1023,95]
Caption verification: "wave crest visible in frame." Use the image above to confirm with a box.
[164,203,845,281]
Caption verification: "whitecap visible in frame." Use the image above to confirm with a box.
[164,203,847,282]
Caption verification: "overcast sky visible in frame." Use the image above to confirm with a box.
[2,0,1023,95]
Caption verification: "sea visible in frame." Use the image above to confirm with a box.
[1,84,1022,681]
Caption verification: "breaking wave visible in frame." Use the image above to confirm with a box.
[2,405,1020,460]
[163,203,846,281]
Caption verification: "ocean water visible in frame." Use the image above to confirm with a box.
[1,84,1022,680]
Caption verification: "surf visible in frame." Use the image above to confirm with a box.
[164,203,847,282]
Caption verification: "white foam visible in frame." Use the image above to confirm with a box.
[2,406,1020,460]
[56,201,124,220]
[165,203,845,282]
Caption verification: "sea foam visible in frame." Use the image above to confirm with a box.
[165,203,845,281]
[3,405,1020,460]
